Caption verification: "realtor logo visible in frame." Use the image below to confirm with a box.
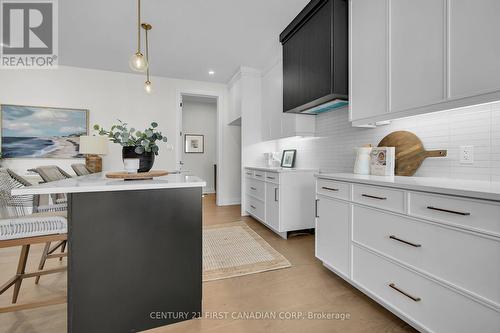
[1,0,58,68]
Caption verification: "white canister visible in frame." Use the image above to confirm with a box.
[354,147,372,175]
[123,158,140,174]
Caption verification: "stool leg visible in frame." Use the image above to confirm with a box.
[35,242,51,284]
[12,245,30,303]
[60,241,67,262]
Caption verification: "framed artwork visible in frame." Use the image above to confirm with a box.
[281,149,297,168]
[1,104,89,159]
[184,134,204,153]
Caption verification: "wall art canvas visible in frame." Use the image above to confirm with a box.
[1,104,89,158]
[184,134,204,153]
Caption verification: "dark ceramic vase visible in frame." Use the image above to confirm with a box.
[122,146,155,172]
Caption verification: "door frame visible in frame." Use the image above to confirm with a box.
[176,89,223,205]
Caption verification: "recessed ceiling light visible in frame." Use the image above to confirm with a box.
[208,70,215,75]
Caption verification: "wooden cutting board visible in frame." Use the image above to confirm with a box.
[105,170,169,180]
[378,131,447,176]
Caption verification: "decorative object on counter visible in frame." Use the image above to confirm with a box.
[370,147,395,176]
[264,152,282,168]
[79,135,108,173]
[105,170,168,180]
[184,134,204,153]
[378,131,447,176]
[353,145,373,175]
[281,149,297,168]
[1,104,88,159]
[123,158,140,174]
[94,120,168,173]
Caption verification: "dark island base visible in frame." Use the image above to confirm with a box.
[67,187,202,333]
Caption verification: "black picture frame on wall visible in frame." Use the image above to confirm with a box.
[281,149,296,168]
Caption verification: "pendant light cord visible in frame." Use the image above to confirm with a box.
[137,0,141,53]
[145,27,150,81]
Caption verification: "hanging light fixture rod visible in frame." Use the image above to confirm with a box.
[142,23,153,94]
[129,0,148,72]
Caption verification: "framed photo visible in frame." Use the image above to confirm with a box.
[281,149,296,168]
[1,104,89,159]
[184,134,204,153]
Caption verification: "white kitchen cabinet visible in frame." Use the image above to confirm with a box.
[389,0,446,112]
[261,59,315,141]
[449,0,500,99]
[349,0,388,121]
[315,196,350,278]
[349,0,500,126]
[315,174,500,332]
[245,167,316,238]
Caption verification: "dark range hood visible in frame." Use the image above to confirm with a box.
[280,0,348,114]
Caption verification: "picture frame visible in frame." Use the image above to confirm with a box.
[1,104,89,159]
[281,149,296,168]
[184,134,204,153]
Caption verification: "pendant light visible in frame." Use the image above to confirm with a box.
[129,0,148,72]
[142,23,153,94]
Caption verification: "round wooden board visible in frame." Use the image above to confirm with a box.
[105,170,169,180]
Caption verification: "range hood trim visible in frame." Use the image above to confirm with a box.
[283,92,348,115]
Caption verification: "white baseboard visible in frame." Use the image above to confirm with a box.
[217,197,241,206]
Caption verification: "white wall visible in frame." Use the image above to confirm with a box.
[0,66,241,204]
[272,101,500,182]
[182,99,217,193]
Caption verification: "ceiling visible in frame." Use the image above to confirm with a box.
[59,0,309,83]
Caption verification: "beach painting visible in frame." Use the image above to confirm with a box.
[1,105,88,158]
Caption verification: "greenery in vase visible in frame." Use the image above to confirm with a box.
[93,120,168,155]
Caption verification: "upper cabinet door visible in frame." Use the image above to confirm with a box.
[449,0,500,99]
[389,0,446,112]
[349,0,388,121]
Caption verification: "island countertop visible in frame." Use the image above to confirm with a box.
[11,172,207,195]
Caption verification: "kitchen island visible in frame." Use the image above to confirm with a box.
[12,173,206,333]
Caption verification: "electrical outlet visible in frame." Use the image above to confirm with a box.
[460,146,474,164]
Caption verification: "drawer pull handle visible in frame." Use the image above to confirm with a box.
[250,187,257,190]
[427,206,470,216]
[250,205,256,209]
[322,186,339,192]
[255,174,263,177]
[362,194,387,200]
[275,187,279,202]
[388,283,421,302]
[267,176,276,180]
[315,199,319,218]
[246,173,252,176]
[389,235,421,248]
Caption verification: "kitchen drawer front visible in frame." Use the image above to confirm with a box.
[265,172,280,184]
[353,205,500,306]
[352,184,405,213]
[246,196,265,222]
[408,192,500,236]
[244,169,254,178]
[245,178,265,201]
[316,178,350,201]
[353,246,500,333]
[253,170,265,180]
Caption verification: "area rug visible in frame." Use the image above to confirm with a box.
[203,222,291,282]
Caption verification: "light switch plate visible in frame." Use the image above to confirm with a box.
[460,146,474,164]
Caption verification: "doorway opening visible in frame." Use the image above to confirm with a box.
[179,94,218,195]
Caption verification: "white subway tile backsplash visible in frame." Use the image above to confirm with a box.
[273,101,500,181]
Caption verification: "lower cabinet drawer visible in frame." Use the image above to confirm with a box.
[246,178,265,200]
[353,245,500,333]
[352,205,500,306]
[246,196,265,222]
[352,184,405,214]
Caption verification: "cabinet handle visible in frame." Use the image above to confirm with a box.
[250,187,257,190]
[250,205,256,209]
[322,186,339,192]
[246,172,252,176]
[388,283,421,302]
[315,199,319,218]
[362,194,387,200]
[426,206,470,216]
[389,235,421,248]
[255,174,263,178]
[274,188,278,202]
[267,176,276,180]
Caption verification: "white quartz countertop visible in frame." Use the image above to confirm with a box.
[245,166,317,173]
[316,173,500,202]
[11,172,207,195]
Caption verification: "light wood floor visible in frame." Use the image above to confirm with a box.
[0,194,416,333]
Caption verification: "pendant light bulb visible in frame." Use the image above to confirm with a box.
[144,80,153,94]
[129,52,148,72]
